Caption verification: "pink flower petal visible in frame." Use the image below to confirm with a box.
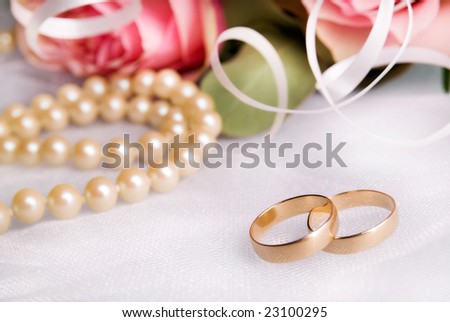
[350,0,382,13]
[410,1,450,55]
[302,0,373,27]
[139,17,182,69]
[168,0,202,64]
[314,20,398,61]
[134,0,174,58]
[389,0,440,43]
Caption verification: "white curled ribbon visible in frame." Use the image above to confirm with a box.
[11,0,142,58]
[211,0,450,148]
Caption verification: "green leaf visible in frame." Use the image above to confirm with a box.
[443,69,450,93]
[201,26,316,137]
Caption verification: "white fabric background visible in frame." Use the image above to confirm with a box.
[1,38,450,300]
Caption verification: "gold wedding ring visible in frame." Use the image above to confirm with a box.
[308,190,398,254]
[249,195,338,263]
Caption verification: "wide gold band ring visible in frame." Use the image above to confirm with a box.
[308,190,398,254]
[250,195,337,263]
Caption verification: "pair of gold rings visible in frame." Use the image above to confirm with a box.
[249,190,398,263]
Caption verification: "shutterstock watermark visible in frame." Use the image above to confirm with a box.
[102,133,348,170]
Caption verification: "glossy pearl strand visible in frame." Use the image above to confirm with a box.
[0,69,222,234]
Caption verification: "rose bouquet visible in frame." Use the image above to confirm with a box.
[11,0,450,138]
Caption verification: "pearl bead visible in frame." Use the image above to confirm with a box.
[189,111,222,137]
[12,188,46,224]
[83,76,109,101]
[0,117,11,138]
[69,97,99,126]
[18,138,41,166]
[57,84,82,107]
[160,108,187,140]
[147,100,170,129]
[31,93,55,116]
[72,138,102,170]
[41,104,69,131]
[117,168,151,203]
[110,74,132,97]
[189,131,217,148]
[161,120,188,141]
[100,94,127,122]
[103,137,138,168]
[47,184,83,219]
[42,135,71,166]
[164,108,185,123]
[139,131,167,165]
[148,161,180,192]
[3,103,26,123]
[0,29,15,52]
[171,147,202,178]
[132,69,155,96]
[0,203,12,234]
[127,96,152,124]
[183,92,215,118]
[153,69,181,99]
[0,136,19,164]
[170,80,198,106]
[84,176,118,212]
[11,111,41,139]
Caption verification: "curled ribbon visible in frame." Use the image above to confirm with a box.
[211,0,450,148]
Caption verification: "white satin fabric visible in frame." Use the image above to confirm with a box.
[0,49,449,300]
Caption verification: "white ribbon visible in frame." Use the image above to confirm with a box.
[319,0,395,102]
[211,0,450,147]
[210,27,289,134]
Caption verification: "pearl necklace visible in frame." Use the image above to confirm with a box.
[0,68,222,234]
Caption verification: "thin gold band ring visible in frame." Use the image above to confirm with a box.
[308,190,398,254]
[250,194,337,263]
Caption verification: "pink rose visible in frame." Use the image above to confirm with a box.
[17,0,226,76]
[302,0,450,61]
